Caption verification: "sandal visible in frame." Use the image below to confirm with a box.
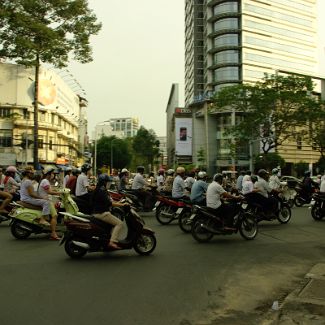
[49,235,61,241]
[36,219,50,226]
[108,242,122,250]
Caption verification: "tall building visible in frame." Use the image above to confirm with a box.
[185,0,325,174]
[92,117,139,140]
[0,62,88,167]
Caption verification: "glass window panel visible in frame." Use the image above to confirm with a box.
[214,67,239,82]
[214,50,239,64]
[214,34,238,47]
[213,2,238,15]
[214,18,238,31]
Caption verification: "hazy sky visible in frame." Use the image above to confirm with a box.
[68,0,185,137]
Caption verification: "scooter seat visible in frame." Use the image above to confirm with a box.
[16,201,43,210]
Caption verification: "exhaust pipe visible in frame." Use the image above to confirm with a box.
[72,240,90,249]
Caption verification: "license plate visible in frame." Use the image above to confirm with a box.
[311,200,315,206]
[176,208,183,214]
[154,201,160,207]
[189,213,196,220]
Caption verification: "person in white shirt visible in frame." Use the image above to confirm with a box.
[172,167,188,199]
[156,169,165,191]
[269,168,282,191]
[184,171,195,193]
[131,166,153,211]
[75,164,94,199]
[38,167,61,239]
[206,173,241,227]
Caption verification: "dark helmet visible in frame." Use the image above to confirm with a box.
[97,173,112,186]
[81,163,92,173]
[304,170,311,177]
[43,167,56,176]
[258,169,268,177]
[251,175,258,183]
[72,168,81,176]
[137,166,145,173]
[213,173,224,183]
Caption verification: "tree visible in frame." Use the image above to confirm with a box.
[0,0,101,169]
[254,153,285,173]
[95,136,131,172]
[211,74,325,154]
[197,147,206,170]
[132,126,160,171]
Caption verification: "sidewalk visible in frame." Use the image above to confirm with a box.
[262,263,325,325]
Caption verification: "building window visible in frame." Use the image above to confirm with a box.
[214,18,238,32]
[49,139,53,150]
[38,138,43,149]
[40,112,45,122]
[0,136,12,147]
[213,2,238,16]
[23,109,30,120]
[214,50,239,64]
[297,136,302,150]
[0,108,10,118]
[214,67,239,82]
[214,34,239,47]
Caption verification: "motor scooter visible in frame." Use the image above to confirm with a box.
[9,189,81,239]
[60,205,157,258]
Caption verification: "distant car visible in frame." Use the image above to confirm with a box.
[280,176,301,189]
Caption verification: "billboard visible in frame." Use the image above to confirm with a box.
[175,118,192,156]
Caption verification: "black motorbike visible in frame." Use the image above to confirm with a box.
[310,193,325,221]
[60,205,156,258]
[188,200,258,243]
[244,192,291,224]
[294,183,318,207]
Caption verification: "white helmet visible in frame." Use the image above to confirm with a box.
[121,168,129,173]
[176,166,185,174]
[6,166,17,173]
[197,171,207,179]
[167,169,175,175]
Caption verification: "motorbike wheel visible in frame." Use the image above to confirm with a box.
[294,196,305,207]
[191,217,213,243]
[11,221,32,239]
[311,206,324,221]
[156,204,175,225]
[133,233,157,255]
[277,205,291,224]
[239,213,257,240]
[64,239,87,259]
[178,210,192,233]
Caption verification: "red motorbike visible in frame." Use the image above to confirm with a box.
[154,195,193,233]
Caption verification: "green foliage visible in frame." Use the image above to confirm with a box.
[131,126,160,170]
[197,147,206,169]
[96,136,131,171]
[211,74,325,153]
[254,152,285,172]
[0,0,102,67]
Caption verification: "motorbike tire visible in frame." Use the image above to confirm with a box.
[311,205,324,221]
[155,204,175,225]
[133,233,157,255]
[277,205,291,224]
[239,213,258,240]
[294,196,305,207]
[191,217,213,243]
[64,239,87,259]
[11,221,32,239]
[178,209,192,233]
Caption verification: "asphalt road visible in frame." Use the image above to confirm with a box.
[1,206,325,325]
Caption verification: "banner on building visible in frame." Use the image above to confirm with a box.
[175,118,192,156]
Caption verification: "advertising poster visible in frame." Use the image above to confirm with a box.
[175,118,192,156]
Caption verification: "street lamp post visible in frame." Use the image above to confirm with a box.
[110,138,118,175]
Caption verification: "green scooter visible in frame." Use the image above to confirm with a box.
[9,188,85,239]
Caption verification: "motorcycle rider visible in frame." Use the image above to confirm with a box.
[118,168,129,191]
[190,171,208,205]
[92,174,128,249]
[20,166,54,230]
[184,171,195,193]
[206,173,242,227]
[38,167,61,240]
[156,169,165,191]
[65,168,80,195]
[172,166,189,199]
[75,163,95,201]
[253,169,279,214]
[131,166,153,211]
[161,169,174,194]
[3,166,20,201]
[301,170,318,199]
[63,167,72,188]
[269,168,282,191]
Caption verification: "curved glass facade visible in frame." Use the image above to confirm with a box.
[213,2,238,16]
